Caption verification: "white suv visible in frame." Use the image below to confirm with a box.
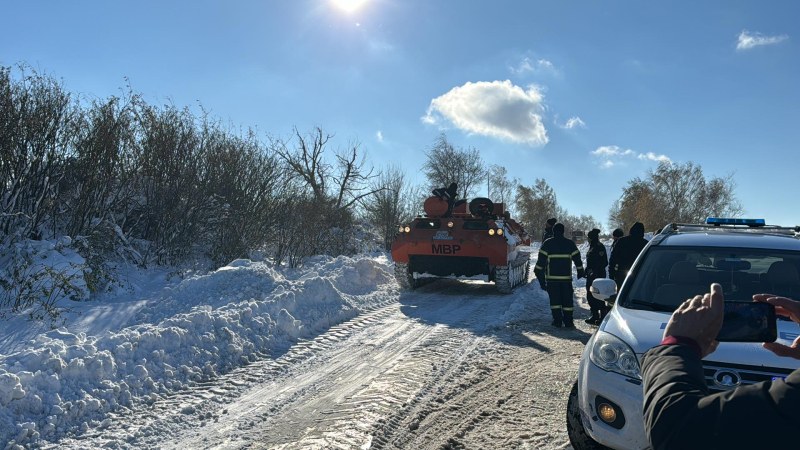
[567,219,800,450]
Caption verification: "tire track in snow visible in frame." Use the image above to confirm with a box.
[48,298,403,449]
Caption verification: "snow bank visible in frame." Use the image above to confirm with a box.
[0,238,90,309]
[0,254,394,447]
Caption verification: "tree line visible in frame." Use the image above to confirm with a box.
[0,64,743,314]
[0,66,387,270]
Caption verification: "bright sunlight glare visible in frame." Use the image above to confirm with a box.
[331,0,369,14]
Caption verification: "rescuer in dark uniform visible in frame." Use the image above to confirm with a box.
[611,228,624,251]
[534,222,585,328]
[584,228,608,325]
[541,217,557,242]
[608,221,648,289]
[432,182,459,216]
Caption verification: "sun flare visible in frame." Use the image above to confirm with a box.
[331,0,369,13]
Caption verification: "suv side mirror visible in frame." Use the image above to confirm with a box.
[590,278,618,301]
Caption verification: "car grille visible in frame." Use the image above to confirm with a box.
[703,361,795,391]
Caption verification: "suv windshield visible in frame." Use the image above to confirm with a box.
[620,246,800,311]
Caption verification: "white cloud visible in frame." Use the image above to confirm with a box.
[422,80,549,146]
[375,130,384,142]
[591,145,671,168]
[510,57,557,75]
[736,30,788,50]
[638,151,671,163]
[563,116,586,129]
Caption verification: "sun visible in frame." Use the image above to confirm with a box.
[331,0,369,13]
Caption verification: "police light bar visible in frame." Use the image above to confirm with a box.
[706,217,765,227]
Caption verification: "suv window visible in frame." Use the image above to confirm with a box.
[620,246,800,310]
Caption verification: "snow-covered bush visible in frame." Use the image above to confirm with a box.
[0,238,89,320]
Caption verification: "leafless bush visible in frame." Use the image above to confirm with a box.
[0,240,85,321]
[0,65,77,240]
[202,126,284,265]
[363,166,418,251]
[61,93,140,239]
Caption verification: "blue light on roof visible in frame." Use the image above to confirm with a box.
[706,217,766,227]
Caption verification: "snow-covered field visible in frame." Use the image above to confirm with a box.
[0,244,595,449]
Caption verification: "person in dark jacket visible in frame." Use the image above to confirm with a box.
[611,228,624,251]
[584,228,608,325]
[541,217,557,242]
[608,222,647,289]
[642,283,800,450]
[534,223,585,328]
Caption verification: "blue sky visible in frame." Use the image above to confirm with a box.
[3,1,798,229]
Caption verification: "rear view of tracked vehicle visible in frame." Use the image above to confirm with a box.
[391,184,532,293]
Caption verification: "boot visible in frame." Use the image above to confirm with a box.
[563,311,575,328]
[551,309,563,328]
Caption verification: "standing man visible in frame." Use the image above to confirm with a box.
[584,228,609,325]
[541,217,557,242]
[534,222,585,328]
[611,228,624,251]
[608,222,648,289]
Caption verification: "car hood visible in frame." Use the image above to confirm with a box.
[603,306,800,370]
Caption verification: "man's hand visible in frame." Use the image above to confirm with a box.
[754,294,800,360]
[663,283,724,358]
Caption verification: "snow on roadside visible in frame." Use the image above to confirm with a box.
[0,254,395,447]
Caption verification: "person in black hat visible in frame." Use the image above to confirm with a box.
[584,228,609,325]
[534,222,585,328]
[608,222,648,289]
[611,228,624,251]
[542,217,557,242]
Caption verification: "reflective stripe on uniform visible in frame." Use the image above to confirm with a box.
[534,265,543,270]
[539,250,549,256]
[550,305,562,310]
[548,254,572,259]
[563,307,574,311]
[571,250,580,257]
[546,275,572,280]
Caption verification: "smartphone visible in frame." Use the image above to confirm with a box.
[716,301,777,343]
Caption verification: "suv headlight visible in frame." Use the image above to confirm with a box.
[590,331,641,379]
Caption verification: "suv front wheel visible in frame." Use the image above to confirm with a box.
[566,381,610,450]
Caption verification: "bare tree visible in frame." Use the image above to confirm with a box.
[487,164,518,214]
[557,210,601,235]
[270,127,382,265]
[422,133,485,199]
[363,165,418,251]
[515,178,558,239]
[610,161,743,232]
[273,127,381,210]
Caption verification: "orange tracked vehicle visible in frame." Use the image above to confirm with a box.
[391,185,532,293]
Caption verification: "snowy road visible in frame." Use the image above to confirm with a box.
[52,277,593,449]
